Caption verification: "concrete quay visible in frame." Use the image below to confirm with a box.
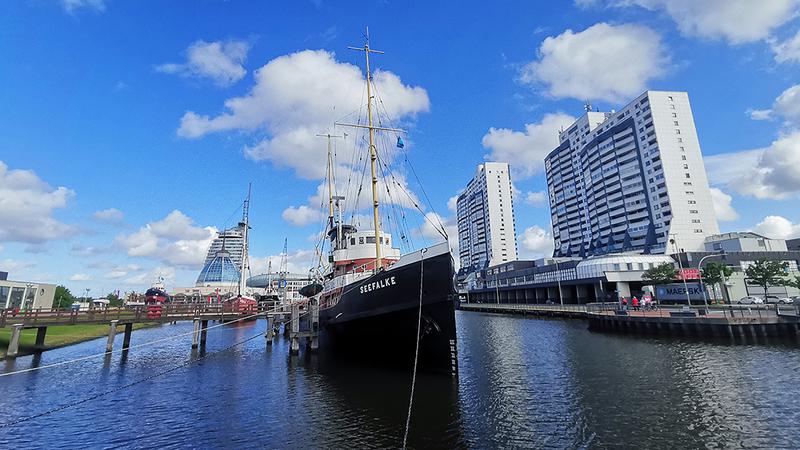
[459,302,800,341]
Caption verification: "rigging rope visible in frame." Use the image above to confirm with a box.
[402,248,426,449]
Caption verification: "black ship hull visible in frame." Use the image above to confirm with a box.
[319,245,458,376]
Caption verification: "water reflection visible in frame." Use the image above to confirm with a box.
[0,313,798,448]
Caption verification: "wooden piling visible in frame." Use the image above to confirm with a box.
[7,324,23,359]
[122,323,133,350]
[34,327,48,352]
[266,314,275,345]
[106,320,119,352]
[290,304,300,355]
[191,318,201,349]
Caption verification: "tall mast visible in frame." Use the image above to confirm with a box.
[239,183,251,295]
[342,29,405,269]
[316,133,344,232]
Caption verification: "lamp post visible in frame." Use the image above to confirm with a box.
[669,236,692,307]
[553,258,564,305]
[697,252,725,307]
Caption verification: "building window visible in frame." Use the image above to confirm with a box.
[675,129,681,134]
[685,173,691,178]
[674,121,679,126]
[681,155,687,160]
[668,96,674,101]
[677,138,683,142]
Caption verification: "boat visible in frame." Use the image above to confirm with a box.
[145,277,169,304]
[310,33,458,376]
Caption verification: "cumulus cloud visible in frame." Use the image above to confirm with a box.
[177,49,429,179]
[0,259,34,274]
[0,161,76,243]
[518,225,554,259]
[123,266,176,287]
[582,0,798,44]
[251,249,318,275]
[771,30,800,64]
[69,273,92,282]
[525,191,548,207]
[520,23,667,103]
[157,40,250,87]
[92,207,124,224]
[62,0,105,13]
[709,188,739,221]
[705,131,800,199]
[447,195,459,213]
[282,205,325,227]
[747,84,800,127]
[482,113,576,179]
[116,210,217,268]
[753,215,800,240]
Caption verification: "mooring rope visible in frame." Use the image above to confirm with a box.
[402,248,426,449]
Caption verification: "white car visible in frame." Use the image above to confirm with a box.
[737,296,764,304]
[764,295,794,304]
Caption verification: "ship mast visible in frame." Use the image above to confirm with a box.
[316,132,344,239]
[340,28,404,269]
[238,183,251,296]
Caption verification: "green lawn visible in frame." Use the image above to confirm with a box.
[0,323,159,358]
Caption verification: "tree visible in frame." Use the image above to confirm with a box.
[642,262,678,286]
[702,262,733,303]
[745,259,789,301]
[782,275,800,290]
[53,285,76,309]
[106,293,123,307]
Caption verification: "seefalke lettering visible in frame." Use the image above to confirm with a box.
[359,276,397,294]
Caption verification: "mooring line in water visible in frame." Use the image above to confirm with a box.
[0,332,264,429]
[402,248,425,449]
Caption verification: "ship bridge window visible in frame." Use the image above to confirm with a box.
[359,237,364,244]
[350,238,356,245]
[366,236,376,244]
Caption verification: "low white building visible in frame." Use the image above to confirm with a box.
[0,278,56,310]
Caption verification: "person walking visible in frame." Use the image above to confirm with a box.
[621,297,628,311]
[632,296,640,311]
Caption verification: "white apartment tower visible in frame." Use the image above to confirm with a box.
[544,91,719,257]
[457,162,518,271]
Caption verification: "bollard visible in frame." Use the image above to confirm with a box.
[290,304,300,355]
[7,324,24,358]
[191,318,201,349]
[106,320,119,352]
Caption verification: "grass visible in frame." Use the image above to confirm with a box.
[0,323,159,359]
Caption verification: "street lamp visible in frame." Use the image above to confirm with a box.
[669,236,692,306]
[697,252,726,307]
[553,258,564,305]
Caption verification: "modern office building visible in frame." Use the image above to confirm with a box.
[545,91,719,258]
[202,224,246,270]
[0,276,56,310]
[456,162,518,272]
[195,248,240,288]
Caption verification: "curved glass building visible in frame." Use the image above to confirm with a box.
[195,250,240,287]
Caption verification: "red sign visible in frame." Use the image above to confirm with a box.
[678,268,701,280]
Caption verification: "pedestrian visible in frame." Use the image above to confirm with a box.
[632,296,640,311]
[622,297,628,311]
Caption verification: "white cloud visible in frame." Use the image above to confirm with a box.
[771,30,800,63]
[157,40,250,87]
[92,207,124,223]
[482,113,576,179]
[69,273,92,282]
[282,205,325,227]
[177,49,429,180]
[584,0,799,44]
[520,23,667,103]
[0,259,34,275]
[709,188,738,222]
[116,210,217,268]
[62,0,105,13]
[705,131,800,199]
[123,266,176,287]
[518,226,554,259]
[753,215,800,240]
[447,195,459,213]
[0,161,76,243]
[747,84,800,127]
[525,191,548,207]
[416,212,460,269]
[251,249,318,276]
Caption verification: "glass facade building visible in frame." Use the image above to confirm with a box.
[195,250,241,287]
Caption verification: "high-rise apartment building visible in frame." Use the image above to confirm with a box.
[545,90,719,257]
[201,224,245,271]
[457,162,518,271]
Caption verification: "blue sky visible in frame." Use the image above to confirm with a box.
[2,0,800,295]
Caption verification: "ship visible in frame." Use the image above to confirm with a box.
[311,33,458,376]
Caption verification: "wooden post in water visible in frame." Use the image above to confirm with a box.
[191,318,201,349]
[290,304,300,355]
[106,320,119,352]
[122,323,133,350]
[34,326,48,352]
[7,324,23,358]
[266,314,274,345]
[200,320,208,347]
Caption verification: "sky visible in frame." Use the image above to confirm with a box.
[2,0,800,296]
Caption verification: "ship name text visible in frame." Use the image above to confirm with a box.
[360,276,397,294]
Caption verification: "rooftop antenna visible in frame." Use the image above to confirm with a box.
[584,100,593,112]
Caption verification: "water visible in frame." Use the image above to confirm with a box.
[1,312,799,448]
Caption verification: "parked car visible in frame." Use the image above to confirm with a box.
[737,296,764,304]
[764,295,794,304]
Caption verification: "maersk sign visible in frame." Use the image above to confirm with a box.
[655,283,705,301]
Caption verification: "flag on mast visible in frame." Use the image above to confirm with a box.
[396,136,404,149]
